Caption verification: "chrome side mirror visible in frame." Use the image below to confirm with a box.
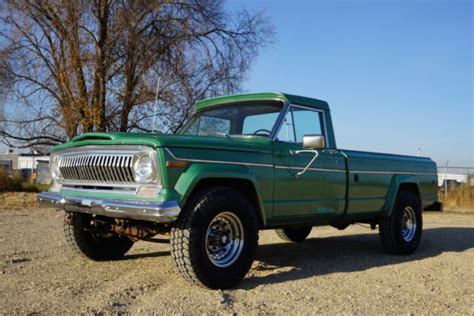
[302,135,325,149]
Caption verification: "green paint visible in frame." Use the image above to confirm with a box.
[48,92,438,227]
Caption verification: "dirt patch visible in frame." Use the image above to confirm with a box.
[0,208,472,314]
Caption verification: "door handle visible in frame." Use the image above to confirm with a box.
[289,149,319,177]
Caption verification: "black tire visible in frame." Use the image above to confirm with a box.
[170,187,259,289]
[64,213,134,261]
[379,191,422,255]
[275,226,312,242]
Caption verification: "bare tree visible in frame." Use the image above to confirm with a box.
[0,0,274,150]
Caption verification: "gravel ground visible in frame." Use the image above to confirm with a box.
[0,207,472,315]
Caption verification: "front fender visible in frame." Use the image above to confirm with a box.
[173,163,267,225]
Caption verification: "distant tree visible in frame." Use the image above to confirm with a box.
[0,49,11,122]
[0,0,274,149]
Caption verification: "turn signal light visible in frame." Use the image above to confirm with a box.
[166,161,189,168]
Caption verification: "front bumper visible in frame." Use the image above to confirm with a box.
[37,192,181,223]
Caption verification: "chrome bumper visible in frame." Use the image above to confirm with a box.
[37,192,181,223]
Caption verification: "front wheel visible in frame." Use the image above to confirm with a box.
[64,213,134,261]
[170,187,259,289]
[379,191,422,255]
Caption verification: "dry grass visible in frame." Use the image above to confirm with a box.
[439,184,474,213]
[0,192,39,209]
[0,169,49,209]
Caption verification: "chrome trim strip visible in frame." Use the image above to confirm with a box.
[165,148,274,168]
[275,165,345,173]
[165,148,346,172]
[349,170,437,176]
[165,149,435,175]
[61,186,138,195]
[37,192,180,223]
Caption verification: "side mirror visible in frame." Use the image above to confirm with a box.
[302,135,325,149]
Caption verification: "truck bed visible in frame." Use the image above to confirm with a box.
[342,149,438,218]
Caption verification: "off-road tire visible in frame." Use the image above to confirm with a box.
[64,213,134,261]
[275,226,312,242]
[170,187,259,289]
[379,191,422,255]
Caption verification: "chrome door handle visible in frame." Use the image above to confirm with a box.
[289,149,319,177]
[322,149,339,155]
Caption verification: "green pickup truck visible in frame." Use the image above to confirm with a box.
[38,92,438,289]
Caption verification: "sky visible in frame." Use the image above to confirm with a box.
[230,0,473,167]
[2,0,472,168]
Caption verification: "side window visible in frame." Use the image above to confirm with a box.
[276,106,325,143]
[276,109,295,142]
[292,107,324,142]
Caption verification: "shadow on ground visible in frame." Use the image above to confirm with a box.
[123,251,170,260]
[238,227,474,289]
[115,227,473,288]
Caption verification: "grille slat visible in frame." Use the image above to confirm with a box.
[106,156,114,182]
[91,156,99,182]
[72,157,79,181]
[78,156,85,182]
[118,156,126,182]
[59,152,136,184]
[125,156,134,182]
[111,156,120,182]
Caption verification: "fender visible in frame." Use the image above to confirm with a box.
[381,174,421,217]
[173,162,268,225]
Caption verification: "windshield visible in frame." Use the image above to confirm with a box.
[178,101,283,137]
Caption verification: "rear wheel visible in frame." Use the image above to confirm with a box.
[275,225,312,243]
[64,213,134,261]
[379,191,422,255]
[170,187,259,289]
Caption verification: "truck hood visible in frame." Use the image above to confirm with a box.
[50,132,272,153]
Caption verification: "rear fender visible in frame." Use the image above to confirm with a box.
[382,174,421,217]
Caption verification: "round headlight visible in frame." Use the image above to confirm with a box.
[50,156,61,180]
[133,153,155,182]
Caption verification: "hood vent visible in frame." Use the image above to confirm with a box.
[72,134,114,142]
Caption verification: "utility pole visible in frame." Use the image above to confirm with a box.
[444,160,449,199]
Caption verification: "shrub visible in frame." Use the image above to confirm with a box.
[0,169,50,193]
[0,169,23,192]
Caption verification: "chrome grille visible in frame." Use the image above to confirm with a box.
[59,153,135,184]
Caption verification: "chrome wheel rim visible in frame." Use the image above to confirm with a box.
[205,212,244,268]
[401,206,417,242]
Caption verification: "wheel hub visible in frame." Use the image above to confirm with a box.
[205,212,244,267]
[401,206,417,242]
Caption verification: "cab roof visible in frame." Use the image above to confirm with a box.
[195,92,330,111]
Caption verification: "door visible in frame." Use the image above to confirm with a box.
[272,105,347,220]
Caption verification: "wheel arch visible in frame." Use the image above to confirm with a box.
[382,174,422,217]
[174,163,267,227]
